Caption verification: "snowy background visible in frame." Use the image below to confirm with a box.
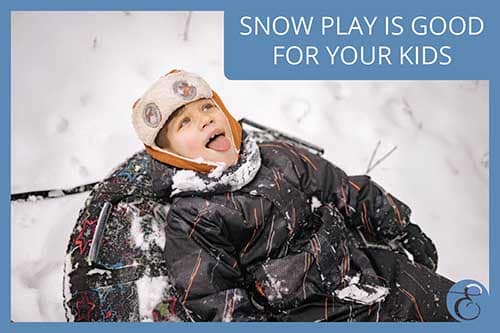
[11,12,489,321]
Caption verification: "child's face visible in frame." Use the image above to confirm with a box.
[159,98,238,167]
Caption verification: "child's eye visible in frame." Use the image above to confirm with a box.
[179,117,190,129]
[201,103,214,112]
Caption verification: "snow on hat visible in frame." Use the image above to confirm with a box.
[132,69,242,173]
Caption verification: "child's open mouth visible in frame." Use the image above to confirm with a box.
[205,130,231,152]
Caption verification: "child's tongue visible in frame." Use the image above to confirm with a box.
[207,135,231,152]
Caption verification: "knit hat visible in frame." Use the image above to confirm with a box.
[132,70,242,173]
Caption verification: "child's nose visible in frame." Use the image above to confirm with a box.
[199,114,214,130]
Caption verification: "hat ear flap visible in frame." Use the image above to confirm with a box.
[211,90,242,151]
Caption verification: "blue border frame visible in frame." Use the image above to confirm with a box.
[3,0,497,332]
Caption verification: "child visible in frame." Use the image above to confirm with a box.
[129,69,455,322]
[63,69,454,322]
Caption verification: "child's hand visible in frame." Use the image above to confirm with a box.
[400,223,438,271]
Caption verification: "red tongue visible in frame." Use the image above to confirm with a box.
[207,135,231,152]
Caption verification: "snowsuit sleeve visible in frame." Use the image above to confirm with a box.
[269,142,411,240]
[273,142,441,271]
[164,199,268,322]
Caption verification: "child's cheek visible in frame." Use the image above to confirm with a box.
[184,134,202,150]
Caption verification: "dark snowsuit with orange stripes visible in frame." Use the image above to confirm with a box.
[158,133,455,322]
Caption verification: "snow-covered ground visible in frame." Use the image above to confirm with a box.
[11,12,489,321]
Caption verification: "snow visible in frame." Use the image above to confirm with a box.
[222,290,244,322]
[207,162,229,178]
[129,206,166,251]
[261,267,290,302]
[135,276,170,322]
[311,196,322,210]
[171,133,261,195]
[11,12,489,321]
[11,193,88,321]
[171,169,208,196]
[86,268,112,278]
[334,274,389,305]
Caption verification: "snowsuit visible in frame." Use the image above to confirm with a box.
[158,132,455,322]
[63,131,454,322]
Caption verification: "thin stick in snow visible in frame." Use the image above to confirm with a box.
[365,140,381,173]
[401,97,422,130]
[480,152,489,168]
[366,145,398,174]
[184,12,193,41]
[295,98,311,123]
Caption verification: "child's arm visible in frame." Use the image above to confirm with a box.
[164,199,269,322]
[166,197,384,315]
[262,142,438,271]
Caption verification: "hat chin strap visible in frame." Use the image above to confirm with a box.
[145,90,243,174]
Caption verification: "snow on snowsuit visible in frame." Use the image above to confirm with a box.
[63,131,455,322]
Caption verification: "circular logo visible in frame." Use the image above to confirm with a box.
[446,279,488,321]
[142,103,162,128]
[172,80,197,100]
